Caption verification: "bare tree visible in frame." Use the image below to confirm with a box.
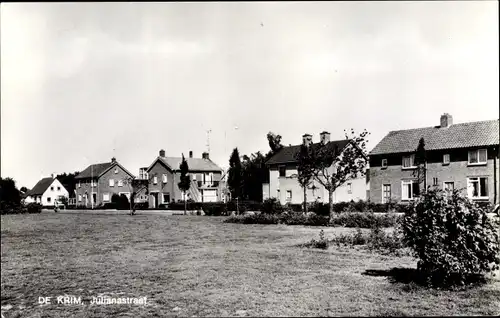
[124,176,149,215]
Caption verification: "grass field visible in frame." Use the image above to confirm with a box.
[1,212,499,317]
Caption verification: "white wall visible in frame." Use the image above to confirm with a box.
[41,179,69,206]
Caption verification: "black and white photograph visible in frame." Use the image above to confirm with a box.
[1,1,499,317]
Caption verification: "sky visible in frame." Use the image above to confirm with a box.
[1,1,499,189]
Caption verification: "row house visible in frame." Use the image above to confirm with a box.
[263,131,369,205]
[143,149,225,208]
[74,157,135,207]
[369,114,500,204]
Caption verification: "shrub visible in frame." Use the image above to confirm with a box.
[224,213,280,225]
[330,212,400,228]
[309,201,330,216]
[368,224,406,256]
[402,188,500,288]
[261,198,283,214]
[26,203,42,214]
[300,230,329,249]
[202,203,228,216]
[133,202,148,210]
[331,228,367,246]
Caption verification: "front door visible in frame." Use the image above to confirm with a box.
[92,193,97,206]
[152,193,159,209]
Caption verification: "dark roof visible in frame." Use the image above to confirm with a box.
[148,156,222,172]
[266,139,351,166]
[75,162,114,179]
[26,177,55,196]
[370,119,499,155]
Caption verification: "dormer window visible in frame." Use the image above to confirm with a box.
[381,159,388,169]
[402,154,416,169]
[468,149,487,165]
[443,154,450,165]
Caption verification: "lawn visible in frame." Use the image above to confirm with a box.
[1,212,499,317]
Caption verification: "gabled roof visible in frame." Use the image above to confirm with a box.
[26,177,56,196]
[147,156,222,173]
[370,119,499,155]
[75,161,135,179]
[266,139,351,166]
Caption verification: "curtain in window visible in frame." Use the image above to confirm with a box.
[469,151,478,163]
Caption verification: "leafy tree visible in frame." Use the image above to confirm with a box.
[0,177,21,213]
[241,151,268,202]
[178,154,191,215]
[309,129,369,220]
[266,131,284,156]
[296,143,315,213]
[228,148,243,201]
[124,176,149,215]
[413,137,427,193]
[20,186,28,194]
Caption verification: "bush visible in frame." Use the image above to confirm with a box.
[202,203,227,216]
[261,198,283,214]
[224,213,280,225]
[309,201,330,216]
[300,230,329,249]
[331,228,367,246]
[330,212,400,228]
[402,188,500,288]
[26,203,42,214]
[133,202,148,210]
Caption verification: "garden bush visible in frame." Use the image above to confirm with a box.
[300,230,329,249]
[309,201,330,216]
[402,188,500,288]
[260,198,283,214]
[224,213,280,225]
[330,212,400,228]
[26,203,42,214]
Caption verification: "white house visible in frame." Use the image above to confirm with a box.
[25,176,69,206]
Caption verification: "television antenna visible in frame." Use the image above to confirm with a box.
[206,129,212,153]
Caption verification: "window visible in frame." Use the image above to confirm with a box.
[78,195,82,202]
[402,154,416,168]
[443,154,450,165]
[109,179,115,187]
[467,177,488,199]
[347,183,352,194]
[468,149,487,165]
[118,180,123,187]
[192,174,197,181]
[433,177,438,186]
[279,166,286,177]
[51,186,54,191]
[286,190,292,202]
[57,186,61,191]
[115,168,118,174]
[91,180,96,188]
[163,193,170,203]
[153,176,158,184]
[401,180,420,200]
[444,182,454,193]
[103,193,110,202]
[381,159,388,168]
[78,182,81,188]
[162,174,168,183]
[47,197,51,203]
[382,184,391,203]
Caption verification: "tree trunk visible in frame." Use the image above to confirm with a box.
[184,194,187,216]
[303,186,308,214]
[328,189,334,221]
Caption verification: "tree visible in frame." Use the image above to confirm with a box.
[178,154,191,215]
[228,148,243,202]
[266,131,284,157]
[241,151,268,202]
[0,177,21,213]
[309,129,370,220]
[296,143,315,213]
[124,176,149,215]
[413,137,427,193]
[20,186,28,194]
[56,172,80,198]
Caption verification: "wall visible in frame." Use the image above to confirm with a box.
[40,179,69,206]
[369,146,500,203]
[147,160,175,207]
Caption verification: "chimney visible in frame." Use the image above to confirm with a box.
[189,151,193,158]
[440,113,453,128]
[320,131,331,144]
[202,152,210,160]
[302,133,313,146]
[111,157,116,163]
[51,173,54,179]
[159,149,165,157]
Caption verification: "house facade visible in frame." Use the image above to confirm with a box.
[25,176,69,207]
[369,114,500,204]
[145,149,224,208]
[74,157,136,207]
[263,132,369,205]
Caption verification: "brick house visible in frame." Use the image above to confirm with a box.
[74,157,135,207]
[144,149,224,208]
[369,114,499,204]
[263,132,369,205]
